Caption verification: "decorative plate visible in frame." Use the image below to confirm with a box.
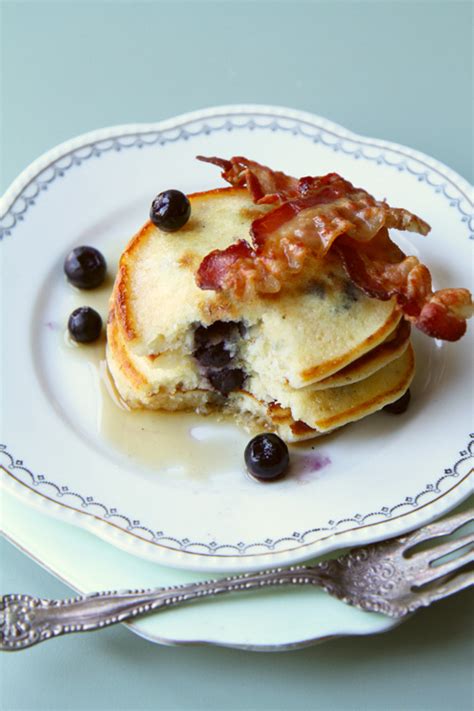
[1,105,472,572]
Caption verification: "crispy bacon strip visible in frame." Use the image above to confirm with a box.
[196,156,472,341]
[197,240,255,296]
[336,232,472,340]
[197,155,298,204]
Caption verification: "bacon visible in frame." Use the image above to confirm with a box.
[197,240,254,294]
[416,291,472,341]
[336,233,472,341]
[197,155,298,204]
[196,155,472,341]
[197,240,285,296]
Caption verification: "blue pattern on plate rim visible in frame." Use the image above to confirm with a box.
[1,113,473,239]
[0,439,472,554]
[1,112,473,555]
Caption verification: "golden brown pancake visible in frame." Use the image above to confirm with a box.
[111,188,401,386]
[106,188,414,441]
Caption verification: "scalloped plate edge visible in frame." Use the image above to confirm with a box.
[2,103,472,214]
[1,104,473,572]
[2,465,472,572]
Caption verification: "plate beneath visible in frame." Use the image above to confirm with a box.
[1,104,473,571]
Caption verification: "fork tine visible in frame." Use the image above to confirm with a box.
[415,570,474,609]
[408,532,474,568]
[401,508,473,549]
[418,547,474,586]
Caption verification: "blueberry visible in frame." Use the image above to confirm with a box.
[68,307,102,343]
[383,389,411,414]
[150,190,191,232]
[194,343,232,368]
[194,321,240,347]
[207,368,246,396]
[244,433,290,481]
[64,246,107,289]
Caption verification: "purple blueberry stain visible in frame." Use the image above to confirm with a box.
[45,320,60,331]
[292,452,331,483]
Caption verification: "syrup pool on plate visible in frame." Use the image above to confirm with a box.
[58,250,253,480]
[52,243,330,485]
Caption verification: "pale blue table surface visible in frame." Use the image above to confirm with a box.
[1,2,473,710]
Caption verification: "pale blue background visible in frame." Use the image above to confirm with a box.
[1,1,473,710]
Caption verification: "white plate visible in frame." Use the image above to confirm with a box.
[1,105,473,572]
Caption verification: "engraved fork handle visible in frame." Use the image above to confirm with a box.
[1,566,328,651]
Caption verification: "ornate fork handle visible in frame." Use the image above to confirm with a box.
[1,566,329,651]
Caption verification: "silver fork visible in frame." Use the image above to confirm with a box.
[1,508,473,651]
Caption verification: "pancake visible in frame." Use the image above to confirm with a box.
[232,345,415,442]
[107,305,414,441]
[310,319,410,390]
[112,188,400,387]
[107,186,415,442]
[245,345,415,436]
[107,311,215,412]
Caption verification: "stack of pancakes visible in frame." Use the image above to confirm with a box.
[107,188,414,442]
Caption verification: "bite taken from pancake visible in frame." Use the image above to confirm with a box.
[106,156,472,443]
